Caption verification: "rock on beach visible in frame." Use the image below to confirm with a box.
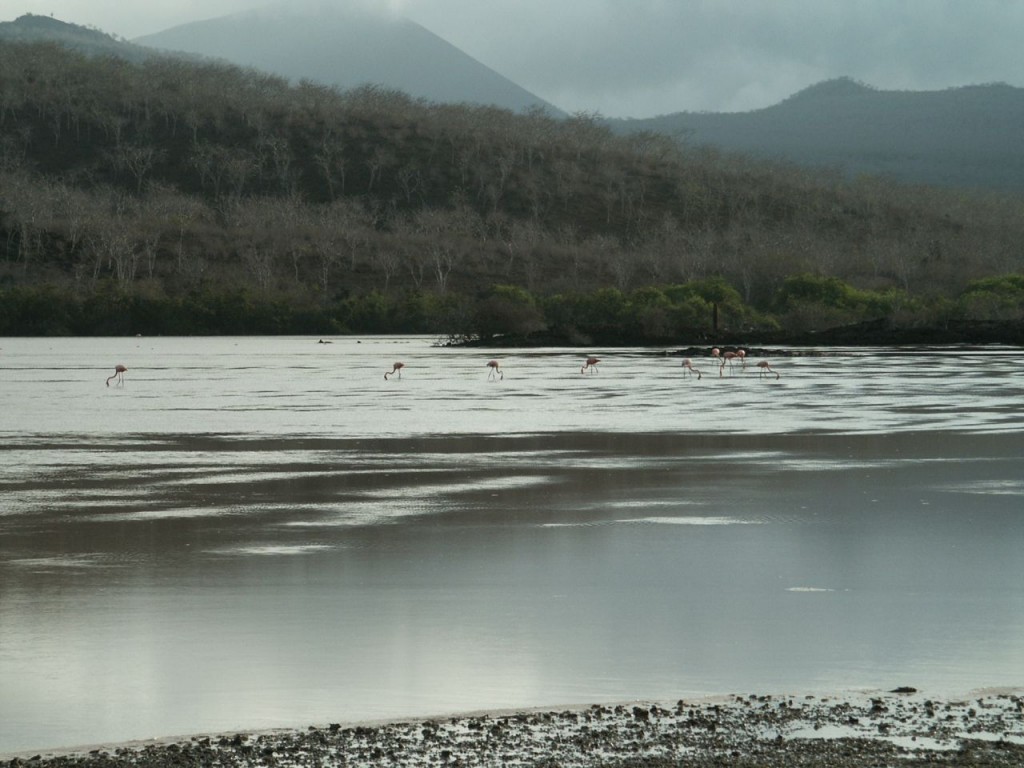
[6,691,1023,768]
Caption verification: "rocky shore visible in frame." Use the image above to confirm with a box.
[7,690,1023,768]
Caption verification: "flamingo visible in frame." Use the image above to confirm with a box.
[384,362,405,380]
[487,359,503,380]
[581,356,600,374]
[681,358,702,379]
[757,361,780,380]
[710,347,721,363]
[106,364,127,387]
[719,350,743,377]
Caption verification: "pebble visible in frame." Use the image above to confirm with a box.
[7,691,1023,768]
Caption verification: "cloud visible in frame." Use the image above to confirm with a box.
[398,0,1024,116]
[9,0,1024,117]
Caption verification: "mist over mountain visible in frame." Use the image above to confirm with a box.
[134,4,564,116]
[609,77,1024,195]
[0,12,153,60]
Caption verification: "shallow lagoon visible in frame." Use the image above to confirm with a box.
[1,337,1022,753]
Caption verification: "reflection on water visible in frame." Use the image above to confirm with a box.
[1,338,1023,753]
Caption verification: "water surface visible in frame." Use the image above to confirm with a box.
[1,337,1022,753]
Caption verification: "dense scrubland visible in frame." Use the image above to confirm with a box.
[2,40,1023,341]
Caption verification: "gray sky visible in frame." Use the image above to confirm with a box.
[6,0,1024,117]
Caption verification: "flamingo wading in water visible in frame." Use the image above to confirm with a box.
[681,358,702,379]
[106,364,127,387]
[719,350,744,377]
[384,362,405,380]
[487,359,503,380]
[581,356,600,374]
[757,361,780,380]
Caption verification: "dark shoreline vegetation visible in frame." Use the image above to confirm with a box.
[3,281,1023,348]
[1,38,1023,343]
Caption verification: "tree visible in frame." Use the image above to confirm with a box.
[957,274,1024,321]
[111,142,163,194]
[472,284,545,338]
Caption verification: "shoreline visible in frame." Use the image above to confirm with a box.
[7,689,1023,767]
[448,317,1024,349]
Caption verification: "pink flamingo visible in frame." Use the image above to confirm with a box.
[710,348,721,363]
[757,361,780,380]
[384,362,405,380]
[487,359,503,380]
[581,356,600,374]
[106,364,127,387]
[719,350,742,377]
[717,349,747,376]
[681,358,702,379]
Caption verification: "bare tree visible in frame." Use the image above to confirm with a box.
[397,163,424,204]
[314,131,347,198]
[111,142,163,194]
[146,184,210,276]
[366,146,395,192]
[257,134,297,196]
[243,246,275,292]
[87,201,139,289]
[370,245,401,293]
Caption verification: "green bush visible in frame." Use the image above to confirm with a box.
[543,287,628,339]
[774,274,857,311]
[957,274,1024,321]
[773,273,909,331]
[663,277,748,330]
[0,286,76,335]
[472,285,546,339]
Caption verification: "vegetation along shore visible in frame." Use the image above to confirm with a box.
[1,37,1023,341]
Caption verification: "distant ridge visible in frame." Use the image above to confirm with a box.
[134,5,564,115]
[0,13,152,60]
[610,77,1024,194]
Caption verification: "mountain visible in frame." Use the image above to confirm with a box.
[134,4,564,116]
[0,13,153,60]
[609,77,1024,195]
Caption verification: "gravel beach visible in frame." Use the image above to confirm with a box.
[7,690,1023,768]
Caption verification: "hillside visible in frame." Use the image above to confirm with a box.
[0,42,1022,339]
[7,13,1024,197]
[0,13,154,61]
[133,4,563,116]
[0,10,561,116]
[609,78,1024,195]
